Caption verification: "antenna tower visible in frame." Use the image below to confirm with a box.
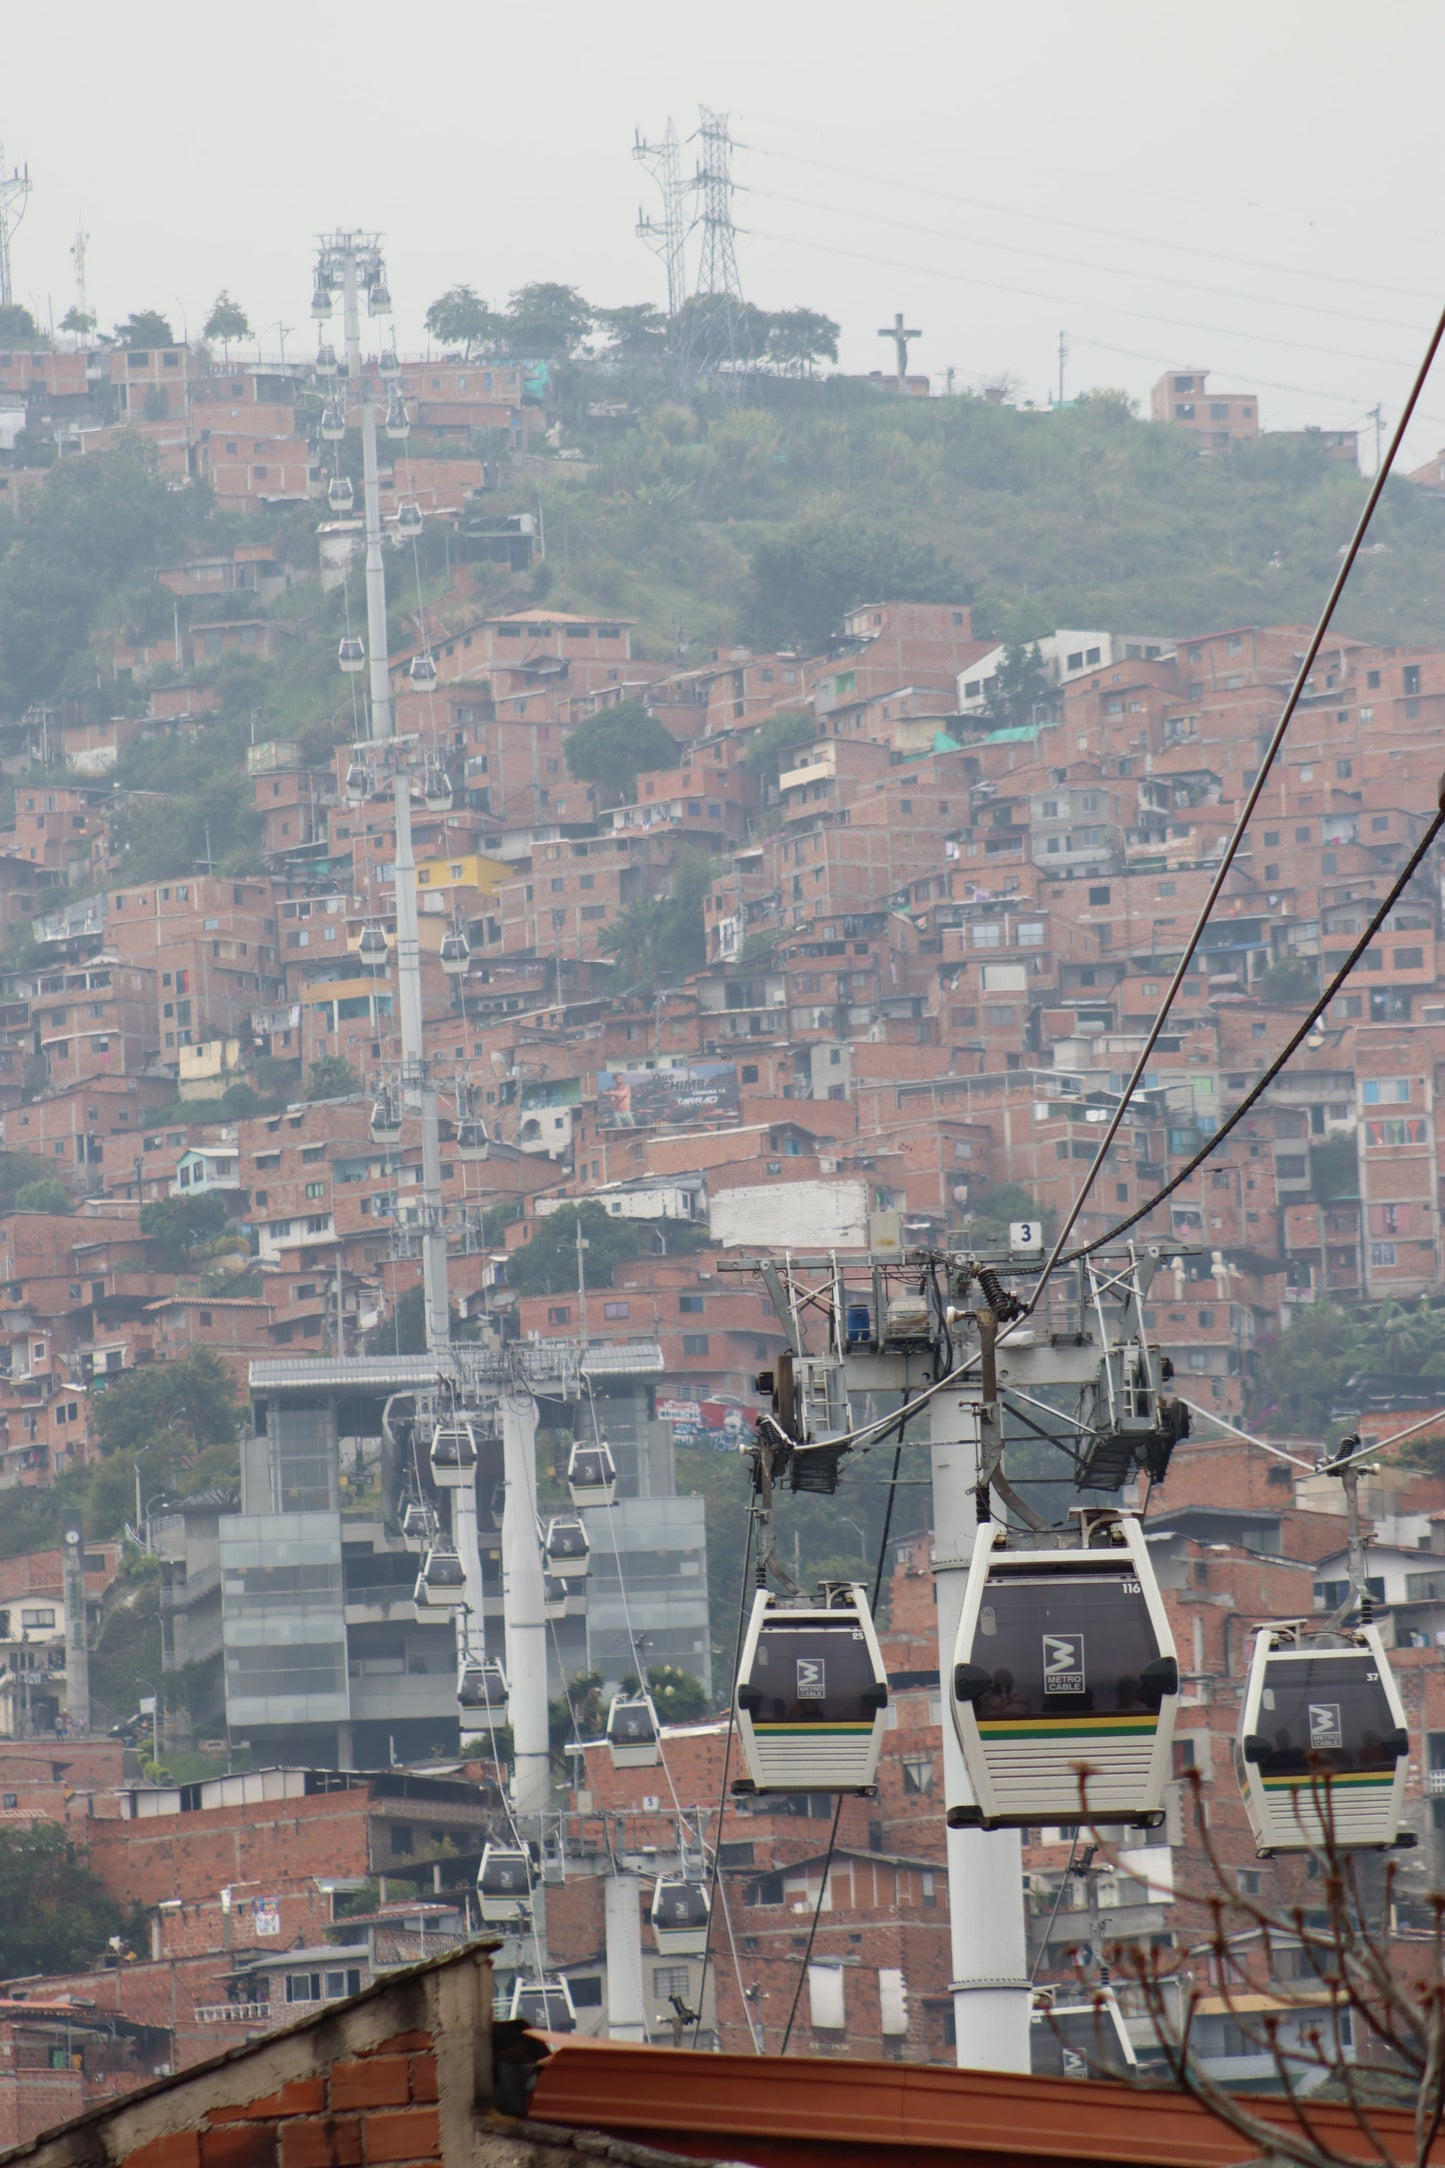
[0,147,31,311]
[690,107,747,378]
[71,225,89,327]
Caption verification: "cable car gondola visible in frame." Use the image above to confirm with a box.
[311,282,334,321]
[544,1515,589,1580]
[396,500,423,539]
[606,1692,660,1769]
[440,931,470,977]
[357,923,390,968]
[368,278,393,317]
[319,399,346,441]
[650,1876,709,1957]
[509,1976,574,2033]
[379,343,401,381]
[384,392,410,441]
[327,474,355,515]
[477,1843,534,1924]
[400,1498,434,1542]
[413,1542,466,1616]
[315,341,339,378]
[735,1583,889,1795]
[543,1573,568,1621]
[567,1440,617,1510]
[456,1119,489,1162]
[430,1419,478,1489]
[1238,1618,1409,1854]
[344,757,370,801]
[338,636,365,674]
[457,1656,509,1728]
[1030,1988,1136,2080]
[949,1514,1178,1830]
[422,762,450,806]
[369,1087,402,1145]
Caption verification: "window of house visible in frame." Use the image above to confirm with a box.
[548,1305,571,1325]
[602,1300,630,1319]
[679,1294,704,1313]
[681,1334,709,1355]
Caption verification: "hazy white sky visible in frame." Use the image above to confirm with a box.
[11,0,1445,455]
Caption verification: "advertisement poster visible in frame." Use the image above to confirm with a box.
[597,1063,739,1130]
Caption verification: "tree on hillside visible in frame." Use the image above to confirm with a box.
[0,1825,126,1978]
[92,1345,241,1467]
[116,310,175,348]
[503,283,592,360]
[0,1151,64,1212]
[564,701,678,797]
[139,1192,231,1272]
[978,644,1051,731]
[14,1177,72,1215]
[600,849,711,991]
[305,1054,361,1100]
[59,305,96,341]
[763,308,840,377]
[0,303,39,343]
[203,291,251,361]
[634,1664,708,1722]
[507,1202,642,1298]
[1256,955,1318,1005]
[741,519,964,654]
[593,304,668,364]
[423,284,498,358]
[740,707,816,788]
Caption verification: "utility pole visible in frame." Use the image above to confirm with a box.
[1369,403,1384,475]
[70,225,88,332]
[62,1531,89,1736]
[1058,330,1068,408]
[877,312,921,392]
[0,147,31,311]
[576,1220,590,1345]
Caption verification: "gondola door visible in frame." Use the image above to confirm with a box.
[1238,1621,1409,1853]
[950,1517,1178,1828]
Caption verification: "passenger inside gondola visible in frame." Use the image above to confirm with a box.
[1255,1661,1402,1778]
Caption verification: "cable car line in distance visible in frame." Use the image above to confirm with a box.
[1021,283,1445,1327]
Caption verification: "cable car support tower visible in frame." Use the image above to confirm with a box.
[731,1235,1187,2072]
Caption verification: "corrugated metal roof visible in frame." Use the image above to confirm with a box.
[248,1356,449,1391]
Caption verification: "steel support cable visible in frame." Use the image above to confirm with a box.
[1059,800,1445,1265]
[1024,287,1445,1323]
[690,1499,758,2050]
[779,1432,908,2056]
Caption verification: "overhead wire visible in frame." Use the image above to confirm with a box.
[1061,795,1445,1263]
[1023,285,1445,1321]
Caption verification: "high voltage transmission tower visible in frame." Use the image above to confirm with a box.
[634,118,691,390]
[689,106,747,378]
[0,145,32,311]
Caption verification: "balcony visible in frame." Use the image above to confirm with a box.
[193,2004,270,2024]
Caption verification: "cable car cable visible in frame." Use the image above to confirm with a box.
[1023,286,1445,1320]
[1057,797,1445,1266]
[689,1502,758,2050]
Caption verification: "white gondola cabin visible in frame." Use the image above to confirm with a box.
[327,474,355,514]
[357,924,389,968]
[368,278,393,316]
[429,1419,478,1489]
[606,1692,660,1769]
[477,1843,533,1923]
[379,344,401,382]
[384,392,410,441]
[344,758,370,801]
[1030,1988,1136,2080]
[319,399,345,441]
[440,932,470,977]
[400,1499,433,1542]
[396,500,423,539]
[315,342,339,378]
[457,1656,508,1728]
[650,1877,709,1957]
[1238,1619,1409,1854]
[456,1119,489,1162]
[949,1516,1178,1830]
[338,636,365,674]
[509,1976,574,2033]
[735,1584,889,1795]
[543,1573,568,1621]
[567,1440,617,1509]
[412,1543,466,1616]
[369,1088,402,1145]
[409,655,438,688]
[544,1515,589,1580]
[423,764,451,807]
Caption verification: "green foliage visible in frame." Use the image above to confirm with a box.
[592,306,667,364]
[306,1055,361,1100]
[564,701,678,796]
[504,282,592,359]
[139,1191,231,1270]
[1254,1295,1445,1434]
[0,1825,126,1977]
[741,517,962,653]
[59,306,96,340]
[634,1664,708,1722]
[0,439,197,706]
[956,1181,1048,1249]
[1258,957,1319,1005]
[92,1346,241,1469]
[203,292,251,353]
[600,848,711,990]
[1311,1135,1359,1203]
[740,707,816,786]
[0,1152,66,1211]
[117,310,175,348]
[979,643,1050,731]
[424,285,498,357]
[507,1202,642,1298]
[0,303,39,343]
[550,1671,606,1754]
[13,1177,72,1215]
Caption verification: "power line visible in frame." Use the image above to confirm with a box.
[747,180,1431,339]
[747,140,1439,308]
[741,219,1416,376]
[1025,284,1445,1318]
[1068,798,1445,1263]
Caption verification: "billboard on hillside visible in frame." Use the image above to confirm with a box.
[597,1063,739,1130]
